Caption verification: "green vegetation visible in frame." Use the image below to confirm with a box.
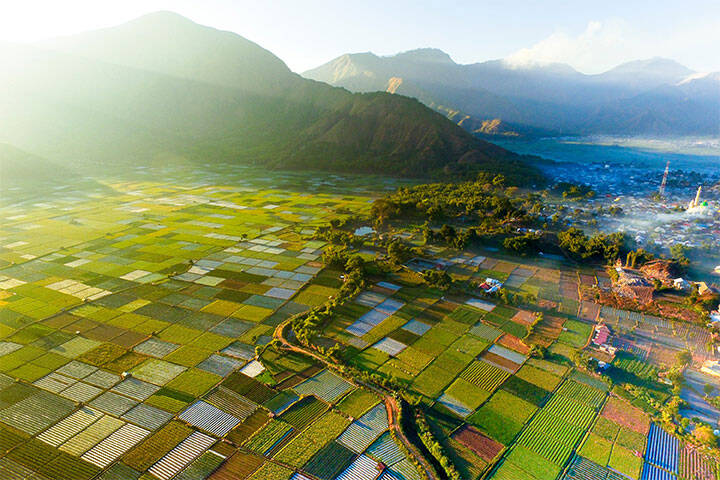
[1,13,542,184]
[124,422,191,471]
[557,227,626,263]
[274,411,350,467]
[554,182,596,200]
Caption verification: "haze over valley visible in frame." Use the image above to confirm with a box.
[0,4,719,480]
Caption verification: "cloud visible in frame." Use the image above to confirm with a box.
[505,20,628,73]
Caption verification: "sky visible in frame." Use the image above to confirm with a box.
[0,0,718,74]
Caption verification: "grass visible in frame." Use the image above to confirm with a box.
[467,408,524,445]
[608,444,643,479]
[166,368,221,397]
[244,420,293,455]
[501,376,550,406]
[616,427,646,451]
[157,324,202,344]
[482,390,537,423]
[578,433,612,465]
[145,387,195,413]
[515,365,562,391]
[505,445,562,480]
[10,363,50,382]
[274,411,350,467]
[303,440,356,480]
[592,416,620,440]
[412,364,455,398]
[123,421,191,471]
[163,345,212,367]
[557,319,593,348]
[444,378,490,410]
[246,462,293,480]
[395,347,433,371]
[336,389,380,418]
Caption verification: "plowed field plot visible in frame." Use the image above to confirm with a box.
[208,451,264,479]
[274,411,350,468]
[601,396,650,434]
[515,383,600,468]
[526,315,565,347]
[460,360,510,391]
[558,320,593,348]
[680,445,719,480]
[563,455,627,480]
[303,440,356,480]
[453,425,503,462]
[293,370,353,403]
[244,419,293,456]
[279,395,327,429]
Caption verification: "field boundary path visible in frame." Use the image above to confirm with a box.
[273,318,439,480]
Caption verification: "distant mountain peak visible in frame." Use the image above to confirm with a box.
[391,48,455,64]
[605,57,693,78]
[498,58,579,75]
[126,10,196,25]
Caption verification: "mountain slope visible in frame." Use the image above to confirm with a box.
[304,50,720,137]
[0,13,542,185]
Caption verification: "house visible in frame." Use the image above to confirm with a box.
[695,282,719,296]
[673,278,692,291]
[479,277,503,294]
[701,360,720,378]
[592,324,611,346]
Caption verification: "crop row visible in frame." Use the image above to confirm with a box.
[555,380,606,408]
[542,395,596,429]
[460,361,509,391]
[243,420,293,456]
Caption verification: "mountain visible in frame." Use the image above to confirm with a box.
[595,57,693,89]
[304,50,720,137]
[0,143,110,196]
[0,12,542,185]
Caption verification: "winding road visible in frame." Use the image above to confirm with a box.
[272,319,439,480]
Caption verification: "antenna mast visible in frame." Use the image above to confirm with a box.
[659,160,670,197]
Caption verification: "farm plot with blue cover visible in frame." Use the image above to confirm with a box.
[0,166,405,480]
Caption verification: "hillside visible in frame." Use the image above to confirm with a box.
[304,49,720,137]
[0,12,542,185]
[0,143,110,195]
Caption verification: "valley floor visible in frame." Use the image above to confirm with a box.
[0,165,717,480]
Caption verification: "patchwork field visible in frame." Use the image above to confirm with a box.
[0,167,421,480]
[1,165,714,480]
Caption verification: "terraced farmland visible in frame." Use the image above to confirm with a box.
[0,167,425,480]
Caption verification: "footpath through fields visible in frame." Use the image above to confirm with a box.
[273,318,439,480]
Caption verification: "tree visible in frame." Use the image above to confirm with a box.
[670,244,691,264]
[387,240,412,265]
[694,425,717,447]
[675,350,693,367]
[503,232,541,256]
[558,227,625,264]
[704,383,715,395]
[322,245,349,267]
[421,269,452,290]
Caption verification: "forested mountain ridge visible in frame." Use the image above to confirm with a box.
[305,49,720,137]
[0,12,542,185]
